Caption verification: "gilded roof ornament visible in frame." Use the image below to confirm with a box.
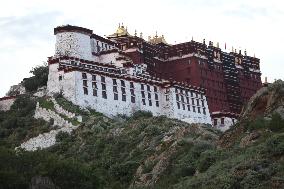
[108,23,131,38]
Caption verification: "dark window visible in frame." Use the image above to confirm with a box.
[181,96,184,103]
[113,79,117,85]
[92,82,97,88]
[131,96,135,103]
[203,108,206,115]
[102,91,107,99]
[197,99,200,106]
[214,119,217,126]
[201,100,204,107]
[82,73,87,79]
[187,105,191,111]
[93,89,97,96]
[148,93,151,99]
[186,97,189,104]
[221,118,224,124]
[141,91,145,98]
[155,94,158,100]
[121,88,126,94]
[83,80,88,87]
[101,76,105,83]
[121,80,125,87]
[193,106,196,112]
[156,101,159,107]
[130,89,134,95]
[182,104,185,110]
[147,85,151,91]
[122,94,126,101]
[101,83,106,90]
[192,99,195,105]
[141,84,144,90]
[114,93,118,100]
[130,82,134,88]
[142,99,146,105]
[149,100,152,106]
[176,94,179,101]
[59,76,62,81]
[92,75,96,81]
[83,87,88,95]
[191,91,193,97]
[198,107,201,113]
[154,86,157,92]
[113,86,118,93]
[177,102,180,109]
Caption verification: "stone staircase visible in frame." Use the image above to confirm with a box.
[19,98,82,151]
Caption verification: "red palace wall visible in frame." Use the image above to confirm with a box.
[111,37,262,115]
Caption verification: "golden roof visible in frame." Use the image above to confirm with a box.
[108,23,131,38]
[148,32,168,45]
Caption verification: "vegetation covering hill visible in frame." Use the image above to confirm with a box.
[0,65,283,189]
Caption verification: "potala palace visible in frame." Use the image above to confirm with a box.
[0,24,263,131]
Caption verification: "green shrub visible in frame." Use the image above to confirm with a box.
[56,131,71,142]
[23,64,48,92]
[265,134,284,156]
[246,117,267,131]
[132,111,153,119]
[38,98,55,110]
[269,113,284,132]
[197,150,217,172]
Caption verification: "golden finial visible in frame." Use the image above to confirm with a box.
[203,39,205,44]
[140,32,143,38]
[134,30,137,37]
[244,49,247,56]
[155,31,158,38]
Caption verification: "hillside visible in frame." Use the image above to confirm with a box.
[0,67,284,189]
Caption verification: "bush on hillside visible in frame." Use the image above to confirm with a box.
[265,134,284,156]
[23,63,48,92]
[269,113,284,132]
[132,111,153,119]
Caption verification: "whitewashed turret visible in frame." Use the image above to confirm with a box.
[54,25,93,60]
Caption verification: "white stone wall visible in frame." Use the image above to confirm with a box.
[34,102,73,128]
[0,98,16,111]
[212,117,237,132]
[19,102,79,151]
[53,71,212,124]
[55,32,92,60]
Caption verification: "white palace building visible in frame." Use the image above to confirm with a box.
[46,25,212,124]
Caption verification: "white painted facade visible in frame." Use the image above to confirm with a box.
[47,25,212,124]
[55,32,93,60]
[212,113,237,132]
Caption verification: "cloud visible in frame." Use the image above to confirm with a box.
[0,11,62,49]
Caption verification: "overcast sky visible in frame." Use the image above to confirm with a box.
[1,0,284,97]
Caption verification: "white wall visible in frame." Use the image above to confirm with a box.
[212,117,236,132]
[55,70,212,124]
[55,32,92,60]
